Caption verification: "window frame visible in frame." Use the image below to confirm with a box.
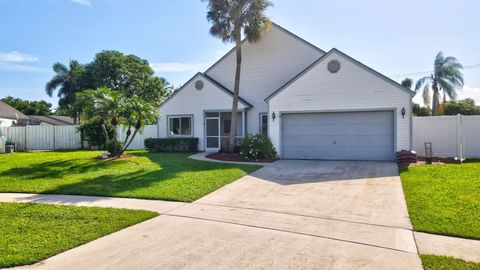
[259,113,268,136]
[167,115,194,137]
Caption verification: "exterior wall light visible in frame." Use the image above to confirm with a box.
[272,112,276,122]
[401,107,406,119]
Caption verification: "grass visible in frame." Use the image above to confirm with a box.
[400,161,480,239]
[0,151,260,202]
[421,255,480,270]
[0,202,158,268]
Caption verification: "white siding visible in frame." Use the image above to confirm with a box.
[206,25,324,135]
[269,51,412,156]
[0,117,15,127]
[158,74,248,151]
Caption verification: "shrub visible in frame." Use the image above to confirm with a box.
[105,139,123,156]
[144,138,199,153]
[240,134,277,160]
[78,120,114,148]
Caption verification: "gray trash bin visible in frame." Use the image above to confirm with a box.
[5,141,15,153]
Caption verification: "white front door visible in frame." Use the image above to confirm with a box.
[205,117,220,152]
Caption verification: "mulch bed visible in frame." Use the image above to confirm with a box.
[206,152,277,163]
[93,153,135,160]
[399,156,462,167]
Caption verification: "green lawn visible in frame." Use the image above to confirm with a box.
[400,162,480,239]
[0,151,260,202]
[0,202,157,268]
[421,255,480,270]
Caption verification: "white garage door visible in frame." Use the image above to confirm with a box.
[281,111,395,160]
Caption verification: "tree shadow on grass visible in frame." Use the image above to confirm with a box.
[1,152,259,202]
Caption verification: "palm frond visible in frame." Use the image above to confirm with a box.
[415,76,432,92]
[438,78,458,100]
[45,75,65,97]
[52,62,68,75]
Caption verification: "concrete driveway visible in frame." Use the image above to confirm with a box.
[17,160,422,270]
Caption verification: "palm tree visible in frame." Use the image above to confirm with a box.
[46,60,85,123]
[415,52,464,116]
[203,0,272,152]
[76,87,126,141]
[120,96,159,155]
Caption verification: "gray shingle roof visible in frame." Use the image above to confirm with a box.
[0,100,29,120]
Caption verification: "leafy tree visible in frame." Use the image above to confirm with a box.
[84,50,169,106]
[412,103,432,116]
[45,60,85,122]
[415,52,464,115]
[1,96,52,115]
[444,98,480,115]
[401,78,413,89]
[203,0,272,152]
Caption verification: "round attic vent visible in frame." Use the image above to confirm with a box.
[327,60,341,73]
[195,80,204,90]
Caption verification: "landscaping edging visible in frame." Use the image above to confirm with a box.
[189,152,274,166]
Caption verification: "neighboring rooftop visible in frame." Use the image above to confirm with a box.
[28,115,75,126]
[0,100,29,120]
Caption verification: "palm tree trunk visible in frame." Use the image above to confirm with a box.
[120,128,139,156]
[228,27,242,153]
[432,84,439,116]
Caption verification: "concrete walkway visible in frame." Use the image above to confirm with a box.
[415,232,480,263]
[0,193,185,214]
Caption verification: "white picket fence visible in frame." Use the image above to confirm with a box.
[0,125,81,151]
[412,115,480,158]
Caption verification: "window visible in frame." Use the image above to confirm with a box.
[260,113,268,136]
[168,116,192,136]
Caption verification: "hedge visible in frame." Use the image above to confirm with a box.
[144,138,199,153]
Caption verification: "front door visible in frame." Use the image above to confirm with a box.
[205,117,220,152]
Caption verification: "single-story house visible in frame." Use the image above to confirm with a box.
[158,23,414,161]
[0,100,29,127]
[27,115,75,126]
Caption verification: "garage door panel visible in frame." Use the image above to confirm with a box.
[283,125,392,137]
[281,111,394,160]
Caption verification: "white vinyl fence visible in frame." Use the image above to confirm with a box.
[413,115,480,158]
[0,125,81,151]
[117,125,157,149]
[2,118,479,158]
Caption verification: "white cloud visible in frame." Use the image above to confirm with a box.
[0,62,49,73]
[457,85,480,104]
[150,62,205,73]
[70,0,91,7]
[0,51,39,63]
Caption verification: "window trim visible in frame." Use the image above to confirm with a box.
[259,113,268,136]
[167,114,194,137]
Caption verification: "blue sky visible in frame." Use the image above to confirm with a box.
[0,0,479,108]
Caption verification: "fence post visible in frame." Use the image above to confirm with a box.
[53,126,56,150]
[456,114,463,160]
